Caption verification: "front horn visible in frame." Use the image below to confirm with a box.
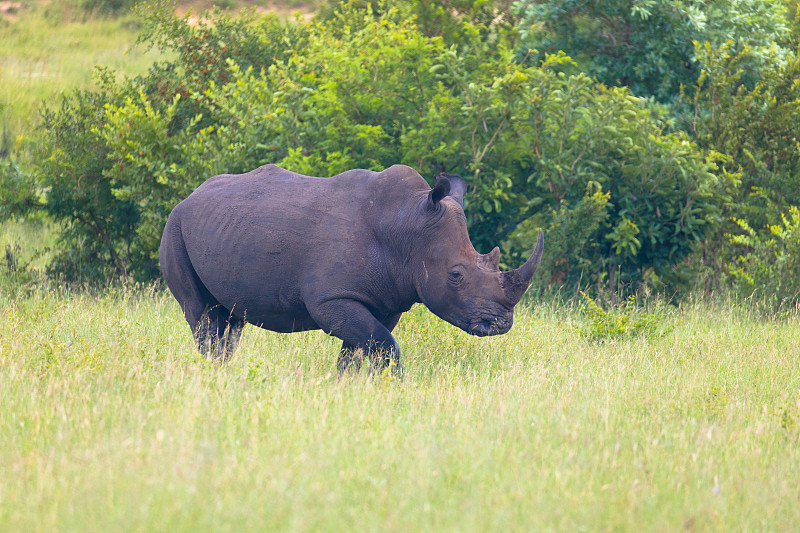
[501,229,544,305]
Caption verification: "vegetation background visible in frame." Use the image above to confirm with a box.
[1,1,800,530]
[2,0,800,306]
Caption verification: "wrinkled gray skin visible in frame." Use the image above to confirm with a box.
[160,164,543,373]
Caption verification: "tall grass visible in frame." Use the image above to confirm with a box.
[1,4,798,528]
[0,218,58,272]
[1,285,798,531]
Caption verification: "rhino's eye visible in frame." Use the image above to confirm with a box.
[448,270,464,286]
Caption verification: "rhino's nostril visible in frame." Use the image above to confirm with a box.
[469,319,497,337]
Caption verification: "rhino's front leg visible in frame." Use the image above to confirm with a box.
[309,300,401,374]
[337,312,403,374]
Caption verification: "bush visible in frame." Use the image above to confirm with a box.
[316,0,517,45]
[27,0,725,291]
[726,207,800,309]
[478,68,727,293]
[200,11,725,293]
[33,86,130,280]
[28,5,305,281]
[681,41,800,301]
[504,183,610,292]
[688,41,800,228]
[513,0,793,102]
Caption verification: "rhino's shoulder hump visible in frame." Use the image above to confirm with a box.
[375,164,430,191]
[248,163,307,179]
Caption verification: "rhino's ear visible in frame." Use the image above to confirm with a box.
[429,173,467,209]
[438,173,467,206]
[427,176,451,209]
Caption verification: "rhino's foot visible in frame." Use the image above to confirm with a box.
[337,348,404,382]
[337,345,365,375]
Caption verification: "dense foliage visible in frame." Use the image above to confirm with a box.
[684,35,800,306]
[514,0,793,102]
[726,208,800,307]
[2,0,800,307]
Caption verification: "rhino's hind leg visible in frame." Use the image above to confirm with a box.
[160,215,244,361]
[195,304,245,361]
[337,341,365,374]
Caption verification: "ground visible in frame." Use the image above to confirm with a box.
[1,283,799,530]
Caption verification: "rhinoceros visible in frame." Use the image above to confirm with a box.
[159,164,543,373]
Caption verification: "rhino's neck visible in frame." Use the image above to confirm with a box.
[376,246,424,312]
[366,171,435,311]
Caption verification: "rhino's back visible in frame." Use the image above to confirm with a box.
[171,164,424,328]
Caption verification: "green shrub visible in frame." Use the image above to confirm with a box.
[199,10,725,293]
[482,69,727,293]
[688,41,800,228]
[26,0,724,290]
[726,207,800,309]
[27,5,305,281]
[681,41,800,302]
[504,183,610,292]
[514,0,793,102]
[316,0,517,45]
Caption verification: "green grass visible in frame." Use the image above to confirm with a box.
[0,0,321,153]
[0,7,165,149]
[1,284,799,531]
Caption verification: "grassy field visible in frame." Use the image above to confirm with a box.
[2,1,800,530]
[0,0,317,151]
[1,281,799,531]
[0,6,163,151]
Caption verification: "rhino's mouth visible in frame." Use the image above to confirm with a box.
[468,315,512,337]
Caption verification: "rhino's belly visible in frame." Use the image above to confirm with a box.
[207,284,318,333]
[243,311,320,333]
[190,263,314,333]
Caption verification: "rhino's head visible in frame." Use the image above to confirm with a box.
[413,173,544,337]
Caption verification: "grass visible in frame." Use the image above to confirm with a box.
[0,218,59,274]
[0,6,167,151]
[1,282,799,531]
[1,1,799,529]
[0,0,319,152]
